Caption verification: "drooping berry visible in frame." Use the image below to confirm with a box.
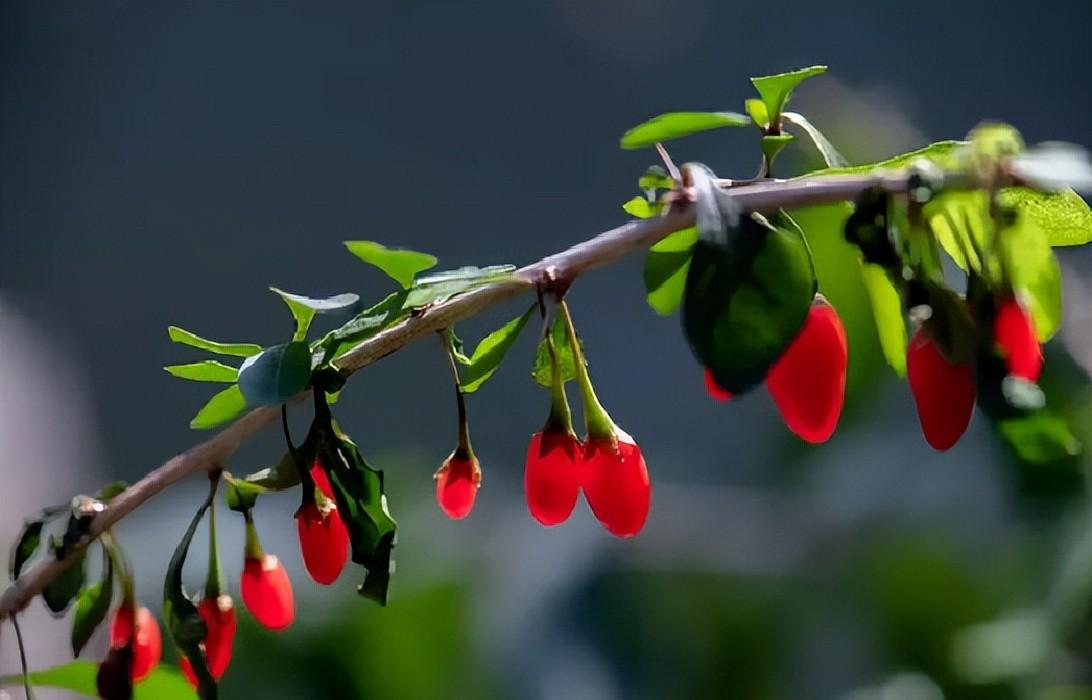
[993,296,1042,381]
[907,326,976,451]
[241,554,295,631]
[435,451,481,520]
[296,499,350,585]
[108,605,162,682]
[524,428,581,527]
[703,368,732,402]
[179,595,238,686]
[765,298,848,443]
[581,429,651,538]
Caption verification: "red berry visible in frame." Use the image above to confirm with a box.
[108,605,161,682]
[907,327,975,451]
[703,368,733,402]
[296,501,350,585]
[581,430,651,538]
[311,460,334,499]
[180,595,238,686]
[241,555,295,631]
[435,452,481,520]
[766,299,848,443]
[524,428,581,526]
[994,297,1042,381]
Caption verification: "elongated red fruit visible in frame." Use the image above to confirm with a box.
[241,555,294,631]
[766,299,848,443]
[109,605,162,681]
[703,368,733,402]
[581,429,651,538]
[524,428,581,526]
[180,595,238,686]
[993,297,1042,381]
[907,327,975,451]
[435,451,481,520]
[296,501,350,585]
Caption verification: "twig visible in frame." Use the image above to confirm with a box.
[0,167,972,619]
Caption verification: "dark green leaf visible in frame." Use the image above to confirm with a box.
[0,661,194,699]
[164,361,239,383]
[998,410,1081,464]
[237,342,312,406]
[189,385,247,430]
[344,241,437,289]
[166,327,262,358]
[318,430,397,605]
[622,196,660,219]
[404,265,517,308]
[271,288,360,342]
[782,112,847,168]
[319,290,410,363]
[71,553,113,657]
[620,111,749,150]
[42,538,86,616]
[750,65,826,120]
[682,165,816,393]
[531,314,584,388]
[240,450,304,493]
[163,485,217,698]
[859,263,907,377]
[458,305,536,393]
[10,520,43,580]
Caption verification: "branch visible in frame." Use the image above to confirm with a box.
[0,168,934,619]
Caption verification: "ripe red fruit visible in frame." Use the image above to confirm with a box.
[435,451,481,520]
[108,605,162,682]
[581,430,651,538]
[241,554,295,631]
[703,368,732,402]
[907,326,976,451]
[765,299,848,443]
[296,500,350,585]
[179,595,238,686]
[993,296,1042,381]
[524,428,581,526]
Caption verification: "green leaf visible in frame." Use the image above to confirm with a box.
[638,166,674,192]
[71,552,113,657]
[167,327,262,358]
[622,196,661,219]
[0,661,194,699]
[42,538,86,616]
[96,481,128,501]
[163,485,217,698]
[458,305,536,393]
[761,134,793,171]
[271,288,360,342]
[189,385,247,430]
[223,474,266,513]
[782,112,847,168]
[237,342,312,406]
[344,241,438,289]
[164,361,239,383]
[807,140,965,176]
[319,431,397,604]
[620,111,749,150]
[926,191,993,274]
[998,187,1092,247]
[238,451,303,494]
[531,314,584,388]
[744,98,769,129]
[319,290,410,363]
[10,519,43,580]
[644,229,695,316]
[998,410,1081,464]
[1002,213,1063,342]
[860,263,907,377]
[682,165,816,394]
[404,265,517,308]
[750,65,826,121]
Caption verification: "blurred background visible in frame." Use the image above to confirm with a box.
[1,1,1090,698]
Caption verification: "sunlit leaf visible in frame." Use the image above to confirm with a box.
[638,166,674,192]
[782,112,847,168]
[644,249,691,316]
[167,327,261,358]
[404,265,518,308]
[1002,214,1063,342]
[750,65,826,120]
[761,134,793,170]
[860,263,907,377]
[164,361,239,383]
[237,342,312,406]
[807,140,965,176]
[344,241,437,289]
[0,661,194,699]
[271,288,361,342]
[531,314,584,388]
[622,196,660,219]
[458,305,536,393]
[744,98,769,129]
[319,291,410,363]
[620,111,749,150]
[189,385,247,430]
[998,187,1092,247]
